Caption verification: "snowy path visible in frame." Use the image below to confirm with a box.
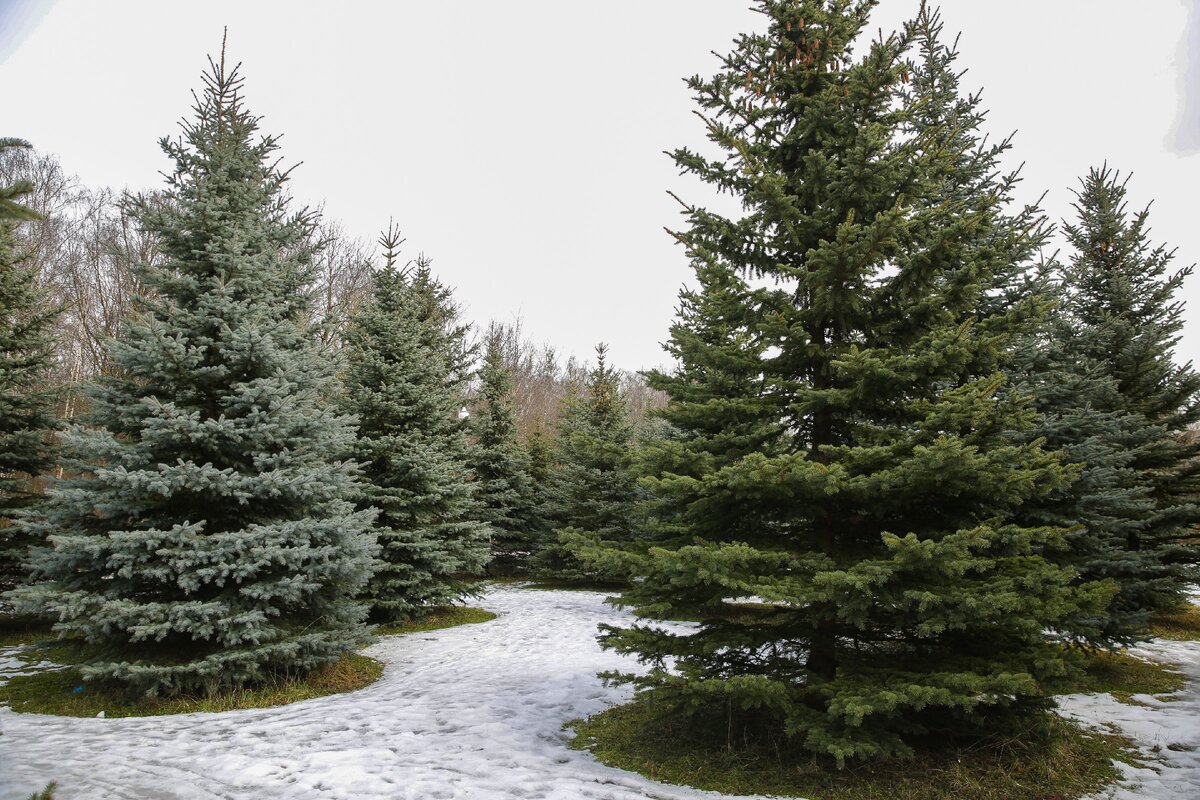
[0,587,759,800]
[2,586,1199,800]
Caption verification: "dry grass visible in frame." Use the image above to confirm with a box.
[1151,604,1200,641]
[0,649,384,718]
[1058,648,1185,704]
[373,606,497,636]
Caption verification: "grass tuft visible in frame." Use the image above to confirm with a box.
[373,606,497,636]
[570,700,1135,800]
[1151,604,1200,641]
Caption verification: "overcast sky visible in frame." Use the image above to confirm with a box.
[3,0,1198,373]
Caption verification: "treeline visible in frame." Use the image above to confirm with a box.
[0,148,664,432]
[1,0,1199,772]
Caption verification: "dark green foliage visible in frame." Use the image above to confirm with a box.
[525,428,553,489]
[341,226,489,621]
[469,330,542,575]
[8,52,377,696]
[585,3,1109,764]
[0,139,58,596]
[534,344,639,583]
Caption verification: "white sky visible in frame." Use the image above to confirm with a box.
[3,0,1199,373]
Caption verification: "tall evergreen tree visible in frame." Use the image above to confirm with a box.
[342,227,489,621]
[9,51,377,696]
[534,344,639,583]
[1013,299,1162,646]
[469,330,541,575]
[0,138,59,596]
[586,2,1108,763]
[1054,167,1200,614]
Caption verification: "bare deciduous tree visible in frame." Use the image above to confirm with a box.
[485,318,665,441]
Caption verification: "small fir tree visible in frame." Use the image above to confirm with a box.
[0,138,59,596]
[342,226,489,621]
[469,330,542,575]
[1056,167,1200,613]
[534,344,639,583]
[584,3,1109,763]
[9,51,377,696]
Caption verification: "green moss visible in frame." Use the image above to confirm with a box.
[373,606,497,636]
[570,700,1134,800]
[1059,649,1185,703]
[0,650,384,718]
[1151,604,1200,641]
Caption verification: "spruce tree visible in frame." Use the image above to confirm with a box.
[534,344,639,583]
[0,138,59,596]
[1056,167,1200,614]
[9,51,377,696]
[586,3,1108,763]
[469,330,541,575]
[1013,302,1162,646]
[342,227,489,621]
[525,428,554,491]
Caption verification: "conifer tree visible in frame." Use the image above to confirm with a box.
[9,51,377,696]
[469,330,541,574]
[1054,168,1200,614]
[1013,301,1161,645]
[525,428,554,491]
[534,344,638,583]
[0,138,59,596]
[586,3,1108,763]
[342,227,489,620]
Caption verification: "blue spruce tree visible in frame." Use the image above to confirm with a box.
[341,227,489,621]
[1053,167,1200,619]
[9,50,377,696]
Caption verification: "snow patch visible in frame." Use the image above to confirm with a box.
[0,587,760,800]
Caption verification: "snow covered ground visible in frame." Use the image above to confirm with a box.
[0,587,757,800]
[0,585,1198,800]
